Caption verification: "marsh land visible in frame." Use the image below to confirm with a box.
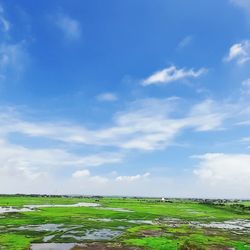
[0,195,250,250]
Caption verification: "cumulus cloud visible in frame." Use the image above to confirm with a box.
[193,153,250,187]
[224,40,250,65]
[54,12,81,40]
[142,65,206,86]
[96,92,118,102]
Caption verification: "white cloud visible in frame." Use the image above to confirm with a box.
[187,99,230,131]
[0,96,245,195]
[142,65,206,86]
[193,153,250,187]
[72,169,90,178]
[0,97,230,151]
[116,172,150,182]
[0,136,123,183]
[224,40,250,65]
[55,12,81,40]
[1,121,250,198]
[96,92,118,102]
[114,98,229,149]
[89,175,109,184]
[1,164,249,198]
[72,169,108,185]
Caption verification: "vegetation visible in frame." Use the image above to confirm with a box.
[0,195,250,249]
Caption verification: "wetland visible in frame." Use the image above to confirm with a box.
[0,196,250,249]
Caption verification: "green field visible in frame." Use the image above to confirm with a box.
[0,196,250,250]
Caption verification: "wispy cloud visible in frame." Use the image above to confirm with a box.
[0,42,28,80]
[242,78,250,87]
[0,106,125,182]
[0,5,28,82]
[142,65,206,86]
[0,4,10,33]
[0,97,231,151]
[241,78,250,94]
[230,0,250,13]
[96,92,118,102]
[177,35,193,49]
[187,99,230,131]
[54,12,81,41]
[0,138,122,180]
[0,95,243,194]
[224,40,250,65]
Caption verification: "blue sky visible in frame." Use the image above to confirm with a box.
[1,0,250,197]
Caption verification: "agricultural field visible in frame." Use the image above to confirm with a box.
[0,196,250,250]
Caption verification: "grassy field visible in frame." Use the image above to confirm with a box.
[0,196,250,250]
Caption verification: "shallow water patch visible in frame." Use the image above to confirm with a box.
[25,202,100,209]
[43,235,54,242]
[30,243,85,250]
[0,202,100,214]
[61,228,123,241]
[17,224,63,232]
[97,207,133,212]
[0,206,33,214]
[31,242,141,250]
[87,218,154,225]
[190,219,250,233]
